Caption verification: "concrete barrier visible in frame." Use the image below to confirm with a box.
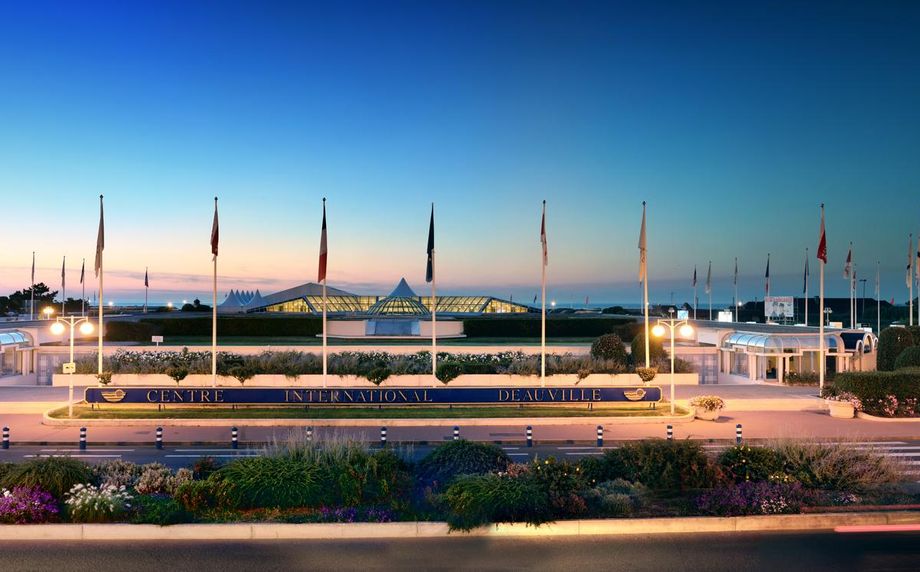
[1,512,918,541]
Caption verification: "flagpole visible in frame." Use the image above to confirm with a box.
[911,234,914,327]
[212,197,218,388]
[734,257,738,323]
[541,200,547,387]
[641,202,650,368]
[877,260,881,335]
[818,204,826,391]
[804,248,809,327]
[30,252,35,321]
[322,197,328,390]
[97,196,104,377]
[62,256,66,316]
[144,267,148,314]
[81,258,85,316]
[431,249,437,380]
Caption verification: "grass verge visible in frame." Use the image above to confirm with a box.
[49,404,687,420]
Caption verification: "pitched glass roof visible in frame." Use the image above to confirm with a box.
[723,331,841,353]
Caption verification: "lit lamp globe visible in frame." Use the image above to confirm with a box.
[50,321,66,336]
[679,324,694,337]
[43,307,54,319]
[79,322,94,335]
[651,324,666,338]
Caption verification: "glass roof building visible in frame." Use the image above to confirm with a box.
[218,278,536,316]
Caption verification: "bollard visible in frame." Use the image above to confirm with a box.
[2,426,8,450]
[596,425,603,448]
[526,425,533,448]
[380,426,388,447]
[306,426,313,442]
[736,424,743,445]
[155,427,163,450]
[79,427,87,451]
[667,424,673,440]
[231,426,239,450]
[453,426,460,441]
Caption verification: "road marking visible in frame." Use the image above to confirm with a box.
[40,449,135,453]
[173,449,261,453]
[501,447,520,451]
[165,454,260,458]
[836,524,920,533]
[507,453,531,457]
[24,454,122,459]
[565,451,603,456]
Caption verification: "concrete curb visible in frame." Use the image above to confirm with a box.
[1,512,918,541]
[41,408,695,428]
[856,412,920,423]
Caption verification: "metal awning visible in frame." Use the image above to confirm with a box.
[0,331,31,347]
[722,331,842,354]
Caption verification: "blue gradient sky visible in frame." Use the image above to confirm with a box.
[1,1,919,306]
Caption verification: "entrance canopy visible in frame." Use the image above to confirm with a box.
[722,331,843,355]
[0,330,31,348]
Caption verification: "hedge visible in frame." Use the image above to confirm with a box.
[462,317,637,339]
[106,317,323,341]
[877,327,914,371]
[832,370,920,408]
[894,346,920,370]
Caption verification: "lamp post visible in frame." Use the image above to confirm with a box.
[51,316,94,418]
[42,306,54,321]
[652,318,694,415]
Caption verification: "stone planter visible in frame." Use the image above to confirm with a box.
[827,400,855,419]
[694,407,721,421]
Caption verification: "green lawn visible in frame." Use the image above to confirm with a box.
[128,336,595,347]
[50,404,686,420]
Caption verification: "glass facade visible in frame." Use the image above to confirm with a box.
[259,294,533,315]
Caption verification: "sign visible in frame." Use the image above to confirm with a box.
[151,335,164,347]
[85,386,663,405]
[717,310,734,322]
[764,296,794,320]
[62,362,76,374]
[677,310,689,320]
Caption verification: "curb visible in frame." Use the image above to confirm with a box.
[856,412,920,423]
[41,408,695,428]
[1,512,918,541]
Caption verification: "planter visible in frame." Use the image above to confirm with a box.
[693,407,721,421]
[827,400,855,419]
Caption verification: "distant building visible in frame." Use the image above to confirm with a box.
[217,278,535,317]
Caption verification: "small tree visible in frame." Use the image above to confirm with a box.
[229,364,257,386]
[165,365,189,386]
[590,334,628,367]
[630,332,668,365]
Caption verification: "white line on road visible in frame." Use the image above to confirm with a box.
[165,454,260,458]
[565,452,603,456]
[40,449,135,453]
[507,453,531,457]
[173,449,260,453]
[24,454,122,459]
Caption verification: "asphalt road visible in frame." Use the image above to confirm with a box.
[2,532,920,571]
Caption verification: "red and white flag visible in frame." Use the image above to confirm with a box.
[817,204,827,264]
[318,199,328,282]
[210,197,219,261]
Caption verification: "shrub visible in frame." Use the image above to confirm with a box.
[878,327,914,371]
[165,365,189,385]
[135,464,191,495]
[65,483,133,523]
[418,440,511,488]
[92,460,142,489]
[0,463,14,483]
[174,479,225,513]
[771,441,903,493]
[192,457,222,480]
[590,440,718,492]
[1,457,93,499]
[0,487,60,523]
[689,395,725,411]
[630,332,668,364]
[366,367,391,386]
[530,457,588,516]
[215,456,325,509]
[443,473,552,531]
[832,370,920,417]
[462,317,637,339]
[131,495,193,525]
[696,482,803,516]
[785,371,819,386]
[228,363,258,386]
[718,445,785,483]
[436,362,462,384]
[304,506,395,523]
[96,372,113,386]
[583,479,647,517]
[894,346,920,370]
[635,367,657,382]
[590,334,628,365]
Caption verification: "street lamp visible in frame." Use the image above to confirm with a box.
[42,306,54,320]
[652,318,694,415]
[51,316,94,418]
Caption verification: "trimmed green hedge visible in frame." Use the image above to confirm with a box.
[462,317,637,339]
[832,370,920,415]
[106,317,323,341]
[895,346,920,370]
[877,327,914,371]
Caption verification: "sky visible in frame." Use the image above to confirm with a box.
[1,0,919,306]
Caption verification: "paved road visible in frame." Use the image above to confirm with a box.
[2,532,920,571]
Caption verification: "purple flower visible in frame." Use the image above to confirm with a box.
[697,482,803,516]
[0,487,60,524]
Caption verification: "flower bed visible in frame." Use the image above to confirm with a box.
[0,437,912,530]
[824,371,920,418]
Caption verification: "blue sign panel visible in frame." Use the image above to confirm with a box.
[85,386,662,405]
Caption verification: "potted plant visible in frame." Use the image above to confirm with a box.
[690,395,725,421]
[824,391,859,419]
